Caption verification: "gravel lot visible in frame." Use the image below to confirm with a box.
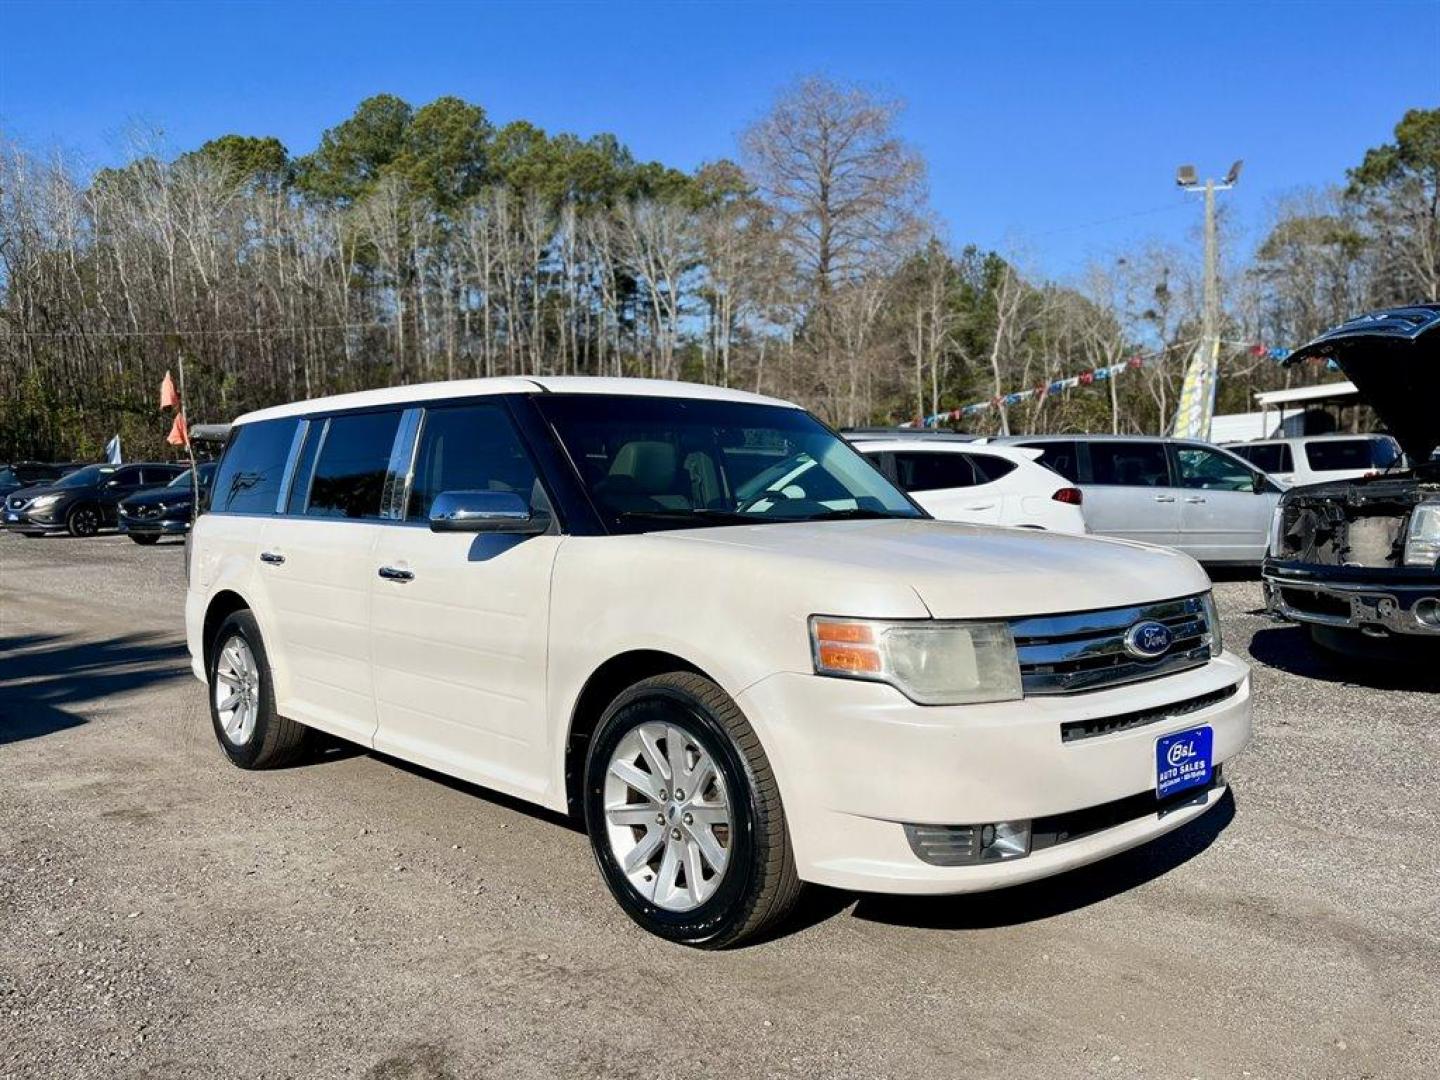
[1,530,1437,1080]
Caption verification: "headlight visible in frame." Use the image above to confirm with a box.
[809,616,1022,705]
[28,494,61,510]
[1200,592,1223,657]
[1266,506,1284,558]
[1404,500,1440,567]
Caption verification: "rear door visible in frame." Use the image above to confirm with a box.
[888,449,1004,524]
[1078,441,1182,548]
[369,400,561,803]
[98,465,149,522]
[1171,443,1278,562]
[254,409,402,744]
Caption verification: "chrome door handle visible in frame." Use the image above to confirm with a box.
[377,566,414,582]
[1184,496,1207,503]
[259,551,285,565]
[1153,495,1176,503]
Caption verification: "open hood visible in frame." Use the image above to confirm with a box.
[1285,304,1440,463]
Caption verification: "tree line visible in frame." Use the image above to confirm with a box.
[0,77,1435,461]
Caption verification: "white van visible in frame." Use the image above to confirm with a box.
[187,378,1251,947]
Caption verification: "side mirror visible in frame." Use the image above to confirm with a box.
[428,490,549,534]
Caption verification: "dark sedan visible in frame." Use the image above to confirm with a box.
[117,463,216,544]
[3,462,186,537]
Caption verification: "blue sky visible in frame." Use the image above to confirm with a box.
[2,0,1437,278]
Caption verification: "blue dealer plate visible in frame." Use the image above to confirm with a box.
[1156,725,1213,800]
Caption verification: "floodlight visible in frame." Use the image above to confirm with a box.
[1176,164,1198,188]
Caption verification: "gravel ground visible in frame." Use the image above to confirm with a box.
[1,531,1437,1080]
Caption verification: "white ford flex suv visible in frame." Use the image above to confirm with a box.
[186,378,1252,947]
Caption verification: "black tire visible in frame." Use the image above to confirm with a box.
[583,672,803,949]
[128,533,160,545]
[207,609,309,769]
[66,504,100,537]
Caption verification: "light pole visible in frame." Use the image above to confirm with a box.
[1172,160,1242,438]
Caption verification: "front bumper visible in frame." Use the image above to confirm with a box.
[2,506,65,532]
[737,652,1251,894]
[1263,564,1440,637]
[119,516,191,536]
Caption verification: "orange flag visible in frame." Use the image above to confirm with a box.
[166,412,189,447]
[160,370,179,410]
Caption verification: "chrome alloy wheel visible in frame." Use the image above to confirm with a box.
[213,635,261,746]
[603,721,732,912]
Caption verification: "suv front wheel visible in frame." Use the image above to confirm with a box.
[583,672,803,948]
[208,610,308,769]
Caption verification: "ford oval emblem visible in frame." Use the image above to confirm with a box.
[1123,620,1173,660]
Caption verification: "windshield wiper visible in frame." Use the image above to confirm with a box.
[799,507,914,522]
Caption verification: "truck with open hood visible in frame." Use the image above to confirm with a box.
[1262,303,1440,654]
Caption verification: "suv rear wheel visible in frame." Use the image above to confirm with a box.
[583,672,803,948]
[208,610,309,769]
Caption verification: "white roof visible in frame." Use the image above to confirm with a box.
[233,376,799,425]
[855,439,1044,463]
[1253,381,1358,407]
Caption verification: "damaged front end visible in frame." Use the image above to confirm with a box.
[1265,475,1440,637]
[1262,304,1440,643]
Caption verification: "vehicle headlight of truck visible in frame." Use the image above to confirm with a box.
[1266,505,1285,558]
[1403,500,1440,567]
[809,616,1023,705]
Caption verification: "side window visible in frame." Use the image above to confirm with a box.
[892,451,977,492]
[406,403,547,521]
[1020,441,1080,482]
[1088,442,1171,487]
[211,418,301,514]
[1175,446,1256,491]
[968,454,1018,483]
[1239,443,1291,474]
[302,410,402,520]
[111,466,145,488]
[285,421,323,514]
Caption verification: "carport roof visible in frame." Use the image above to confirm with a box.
[1253,381,1358,408]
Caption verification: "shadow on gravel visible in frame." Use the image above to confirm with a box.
[0,630,191,745]
[1204,565,1262,583]
[843,788,1238,933]
[1248,625,1440,691]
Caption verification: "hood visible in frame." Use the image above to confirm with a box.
[6,481,72,503]
[1285,304,1440,462]
[122,484,193,509]
[661,518,1210,619]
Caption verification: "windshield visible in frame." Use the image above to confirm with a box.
[168,463,216,489]
[539,395,923,532]
[54,465,114,489]
[1304,437,1401,472]
[0,468,15,486]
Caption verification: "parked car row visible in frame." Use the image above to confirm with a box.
[0,460,82,499]
[2,461,190,538]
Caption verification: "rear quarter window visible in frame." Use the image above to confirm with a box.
[1303,438,1400,472]
[1017,441,1080,482]
[211,418,301,515]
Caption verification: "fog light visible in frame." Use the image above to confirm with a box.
[978,820,1031,861]
[1414,598,1440,630]
[904,818,1032,866]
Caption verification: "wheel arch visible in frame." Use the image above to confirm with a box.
[202,589,253,671]
[563,649,711,819]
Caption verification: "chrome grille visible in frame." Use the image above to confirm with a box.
[1011,594,1212,696]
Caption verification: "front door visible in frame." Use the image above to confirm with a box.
[1080,441,1182,548]
[370,401,560,804]
[1172,444,1278,562]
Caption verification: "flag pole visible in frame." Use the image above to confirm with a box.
[177,352,201,523]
